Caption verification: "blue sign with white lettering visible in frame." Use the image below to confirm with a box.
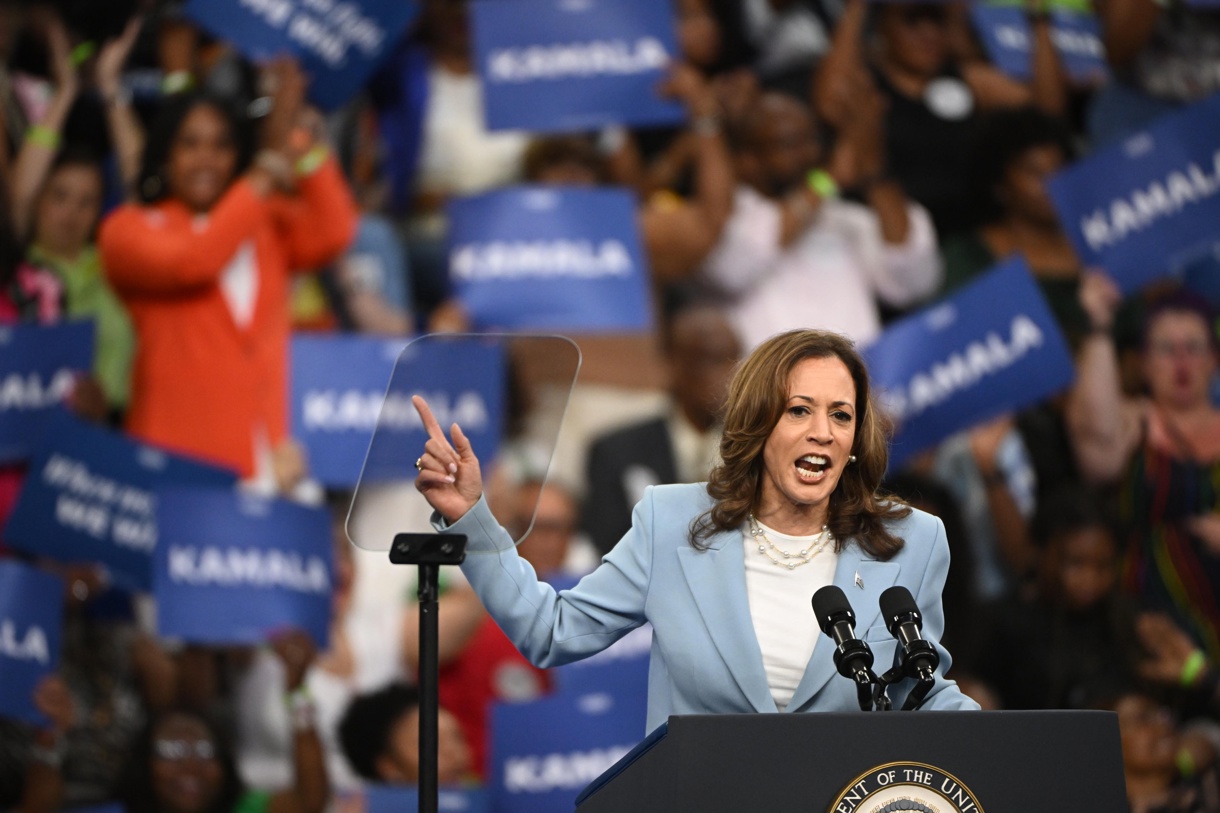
[357,336,506,487]
[0,322,93,464]
[448,187,652,333]
[1048,93,1220,293]
[490,689,647,813]
[362,786,489,813]
[154,487,333,646]
[0,560,63,726]
[471,0,684,133]
[972,5,1108,84]
[4,412,236,592]
[183,0,420,109]
[863,257,1075,469]
[291,334,407,488]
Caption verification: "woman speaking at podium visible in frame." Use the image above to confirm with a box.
[412,329,978,732]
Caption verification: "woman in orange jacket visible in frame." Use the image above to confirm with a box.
[99,59,357,489]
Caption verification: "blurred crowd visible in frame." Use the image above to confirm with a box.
[1,0,1220,811]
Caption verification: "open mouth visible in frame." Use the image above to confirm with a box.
[795,454,829,482]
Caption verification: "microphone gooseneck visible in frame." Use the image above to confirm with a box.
[878,585,940,710]
[812,585,877,711]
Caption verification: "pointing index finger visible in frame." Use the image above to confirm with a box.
[412,395,456,453]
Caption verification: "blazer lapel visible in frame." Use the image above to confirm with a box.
[785,545,900,711]
[677,528,776,714]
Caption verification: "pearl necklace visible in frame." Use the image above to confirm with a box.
[748,514,831,570]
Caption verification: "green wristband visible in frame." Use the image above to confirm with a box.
[1176,746,1197,779]
[71,41,96,66]
[1181,649,1208,687]
[26,124,61,150]
[806,169,840,201]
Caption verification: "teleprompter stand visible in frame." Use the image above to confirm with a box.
[575,710,1128,813]
[389,532,468,813]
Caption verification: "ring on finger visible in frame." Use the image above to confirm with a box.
[414,457,424,471]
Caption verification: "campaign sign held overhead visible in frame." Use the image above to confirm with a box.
[0,322,93,464]
[471,0,684,133]
[183,0,420,109]
[356,337,506,486]
[490,689,647,813]
[448,187,651,333]
[4,413,236,592]
[291,334,407,488]
[154,487,333,647]
[972,4,1108,84]
[863,257,1075,469]
[1048,93,1220,293]
[0,560,63,726]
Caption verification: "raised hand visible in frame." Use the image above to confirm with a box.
[835,68,887,190]
[1136,612,1206,686]
[270,627,317,691]
[260,55,307,154]
[45,16,78,98]
[1078,269,1122,333]
[658,62,718,121]
[96,16,142,103]
[33,674,75,735]
[411,394,483,524]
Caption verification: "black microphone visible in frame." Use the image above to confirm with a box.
[879,586,940,685]
[812,585,876,710]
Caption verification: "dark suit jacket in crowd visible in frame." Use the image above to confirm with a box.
[583,417,679,556]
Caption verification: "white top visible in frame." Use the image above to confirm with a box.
[700,187,942,350]
[234,598,407,792]
[218,239,259,328]
[415,67,528,196]
[741,520,838,712]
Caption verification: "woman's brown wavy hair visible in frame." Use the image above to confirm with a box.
[689,329,910,559]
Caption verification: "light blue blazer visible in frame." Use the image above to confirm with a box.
[445,482,979,733]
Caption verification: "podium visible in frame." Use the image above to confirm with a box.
[575,711,1128,813]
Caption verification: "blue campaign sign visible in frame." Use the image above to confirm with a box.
[470,0,684,133]
[1048,93,1220,293]
[448,187,652,333]
[0,322,93,464]
[154,487,333,646]
[183,0,420,109]
[357,337,506,486]
[863,257,1075,468]
[972,5,1108,84]
[0,560,63,726]
[4,413,236,592]
[362,786,489,813]
[291,334,407,488]
[490,689,647,813]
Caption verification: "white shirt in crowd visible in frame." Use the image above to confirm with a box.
[700,186,943,350]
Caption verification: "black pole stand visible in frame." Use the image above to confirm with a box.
[390,532,469,813]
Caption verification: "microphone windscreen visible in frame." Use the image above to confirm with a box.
[811,585,853,634]
[879,585,920,635]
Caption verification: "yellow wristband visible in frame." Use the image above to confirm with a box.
[806,169,839,201]
[295,145,329,178]
[1181,649,1208,687]
[26,124,61,150]
[162,70,195,96]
